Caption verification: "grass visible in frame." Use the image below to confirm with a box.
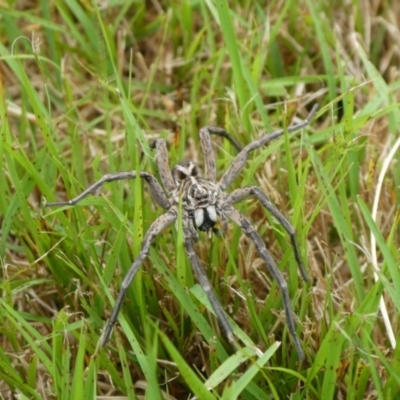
[1,0,400,398]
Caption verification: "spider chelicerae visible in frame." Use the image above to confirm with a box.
[47,104,318,361]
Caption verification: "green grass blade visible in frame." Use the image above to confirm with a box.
[231,344,279,398]
[158,328,216,400]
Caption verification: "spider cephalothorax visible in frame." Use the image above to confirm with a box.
[172,160,222,233]
[47,104,318,361]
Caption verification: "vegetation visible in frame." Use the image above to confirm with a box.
[1,0,399,398]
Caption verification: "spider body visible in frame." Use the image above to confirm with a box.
[173,161,222,233]
[47,104,318,361]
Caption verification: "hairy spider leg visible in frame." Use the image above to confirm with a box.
[205,127,243,152]
[46,171,170,210]
[227,186,309,282]
[101,207,178,346]
[199,126,218,182]
[182,216,239,350]
[221,203,305,361]
[219,104,319,191]
[154,139,176,195]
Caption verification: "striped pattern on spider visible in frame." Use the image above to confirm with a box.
[46,104,318,361]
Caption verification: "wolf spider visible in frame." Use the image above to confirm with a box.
[47,104,318,360]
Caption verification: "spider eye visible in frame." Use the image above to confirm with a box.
[178,171,187,180]
[191,165,200,177]
[173,161,202,185]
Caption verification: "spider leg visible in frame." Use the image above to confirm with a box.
[46,171,171,210]
[101,206,178,347]
[154,139,176,195]
[188,216,200,242]
[227,186,308,282]
[199,127,218,181]
[206,127,243,153]
[219,104,319,191]
[182,215,238,350]
[221,203,305,361]
[200,126,243,181]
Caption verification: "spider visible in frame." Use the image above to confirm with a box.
[46,104,318,361]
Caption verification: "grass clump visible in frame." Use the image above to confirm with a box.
[1,1,399,399]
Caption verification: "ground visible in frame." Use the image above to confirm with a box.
[0,1,399,399]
